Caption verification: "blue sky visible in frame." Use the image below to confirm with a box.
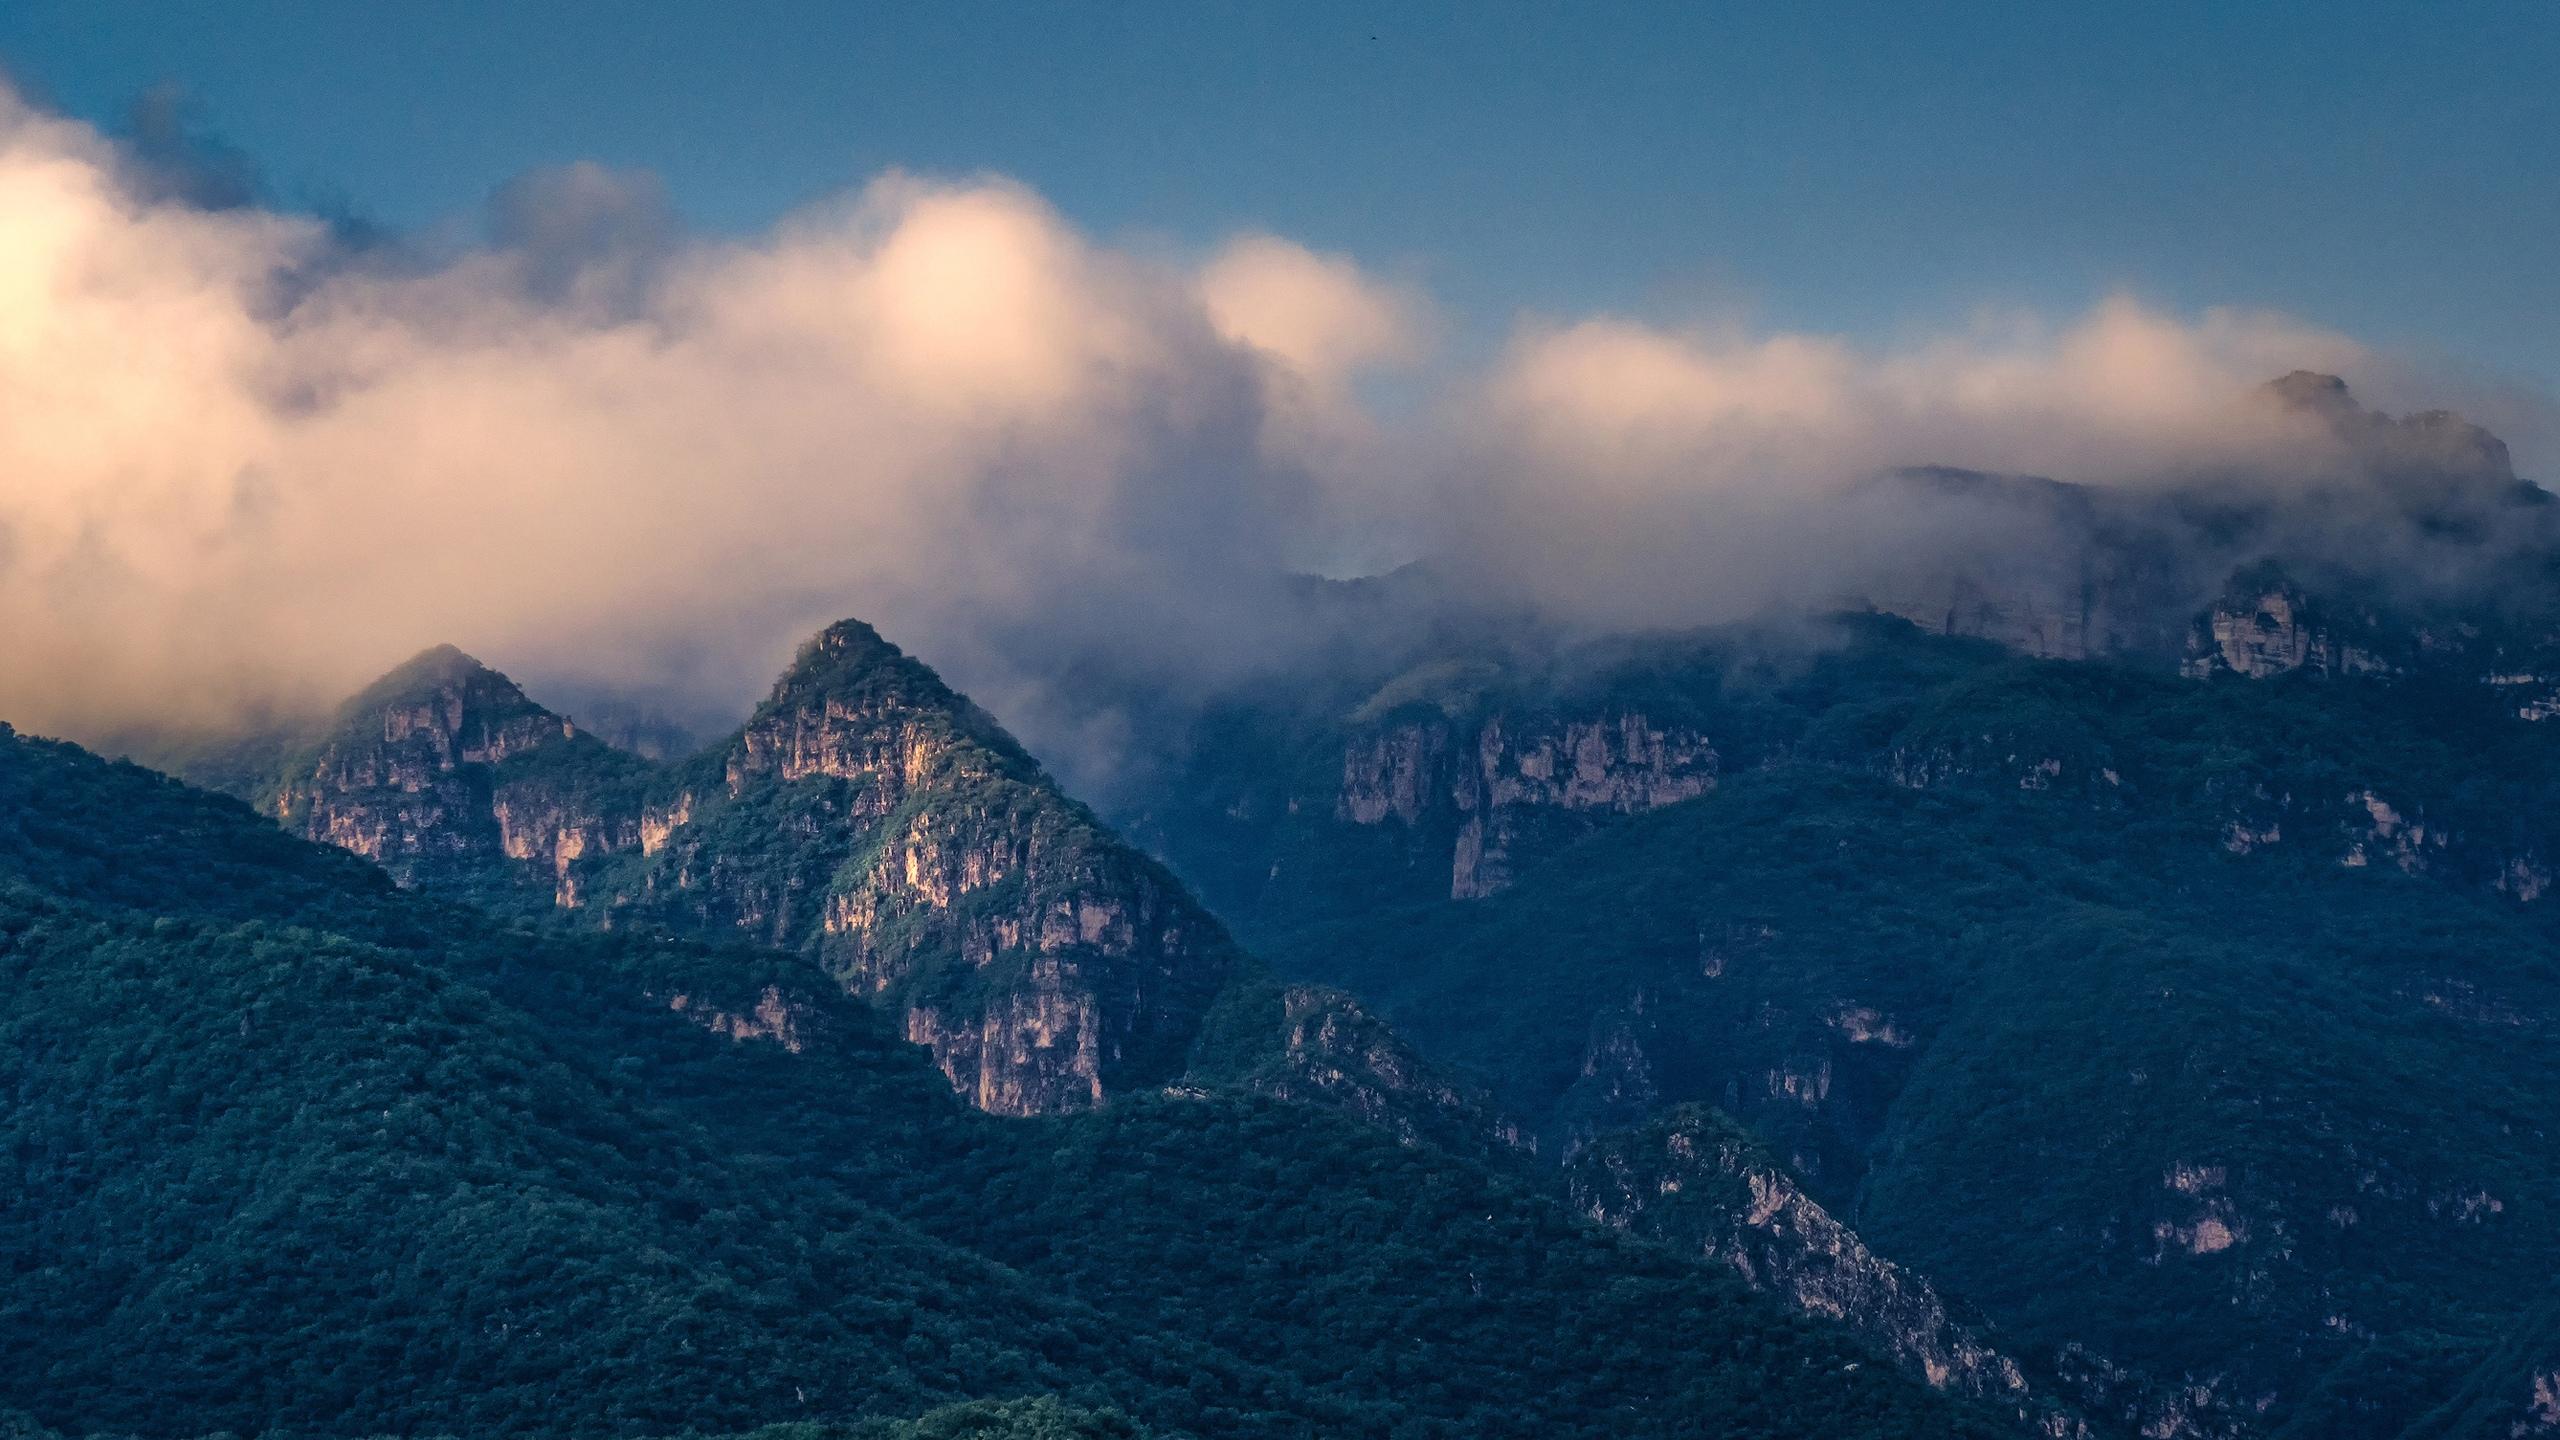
[5,1,2555,386]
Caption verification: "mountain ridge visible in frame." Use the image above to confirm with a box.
[0,718,2023,1440]
[194,621,1519,1148]
[118,373,2560,1434]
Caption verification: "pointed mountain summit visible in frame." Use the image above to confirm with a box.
[761,618,1016,730]
[227,617,1479,1128]
[643,618,1241,1112]
[264,644,627,894]
[312,643,573,772]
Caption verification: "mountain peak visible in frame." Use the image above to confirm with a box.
[809,616,893,655]
[261,645,593,890]
[317,643,573,770]
[773,617,921,694]
[2261,370,2516,486]
[343,643,541,717]
[2264,369,2357,417]
[759,616,1033,766]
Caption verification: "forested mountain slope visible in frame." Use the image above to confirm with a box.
[168,621,1510,1151]
[1119,616,2560,1438]
[0,722,2014,1439]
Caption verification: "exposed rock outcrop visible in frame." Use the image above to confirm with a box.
[2181,583,2389,680]
[1336,708,1716,899]
[667,986,814,1053]
[1453,713,1718,898]
[1253,983,1535,1158]
[1568,1106,2048,1415]
[258,622,1239,1118]
[268,645,590,887]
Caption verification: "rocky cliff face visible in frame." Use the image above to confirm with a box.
[1568,1107,2048,1416]
[817,787,1227,1117]
[256,623,1242,1117]
[663,985,818,1053]
[2527,1368,2560,1434]
[1454,713,1719,898]
[266,644,610,893]
[252,621,1507,1136]
[1336,709,1716,899]
[1252,983,1535,1157]
[2180,584,2391,680]
[1562,1045,2405,1440]
[651,621,1238,1113]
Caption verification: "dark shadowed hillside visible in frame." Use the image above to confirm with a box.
[0,721,2019,1439]
[1114,612,2560,1438]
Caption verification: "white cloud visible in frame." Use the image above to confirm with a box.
[0,95,1338,741]
[1198,233,1426,381]
[0,82,2544,772]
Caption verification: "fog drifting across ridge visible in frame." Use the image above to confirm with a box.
[0,84,2550,787]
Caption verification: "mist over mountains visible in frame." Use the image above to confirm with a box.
[16,8,2560,1439]
[91,576,2560,1439]
[6,81,2556,801]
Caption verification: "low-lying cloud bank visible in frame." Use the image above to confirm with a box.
[0,85,2550,779]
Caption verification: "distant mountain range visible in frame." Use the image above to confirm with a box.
[1851,373,2560,687]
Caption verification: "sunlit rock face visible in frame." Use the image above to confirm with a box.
[247,619,1527,1136]
[667,986,815,1053]
[1452,713,1719,898]
[268,645,593,889]
[261,621,1239,1117]
[2181,584,2391,680]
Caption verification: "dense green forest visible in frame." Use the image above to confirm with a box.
[1121,615,2560,1437]
[0,1397,1148,1440]
[0,723,2014,1439]
[53,601,2560,1436]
